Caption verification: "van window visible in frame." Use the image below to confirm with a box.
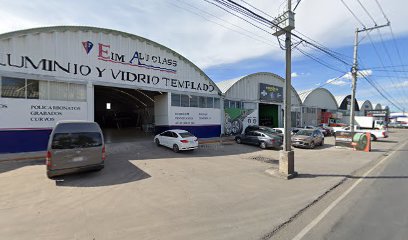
[51,132,103,149]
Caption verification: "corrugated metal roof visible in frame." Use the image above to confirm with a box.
[298,89,313,103]
[0,25,223,95]
[216,76,243,94]
[216,72,302,105]
[335,95,347,107]
[298,88,338,109]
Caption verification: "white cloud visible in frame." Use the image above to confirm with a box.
[326,69,373,86]
[326,79,350,86]
[291,72,299,78]
[0,0,406,70]
[391,80,408,88]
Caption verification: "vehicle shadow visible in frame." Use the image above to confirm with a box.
[376,140,398,143]
[55,157,151,187]
[0,159,44,174]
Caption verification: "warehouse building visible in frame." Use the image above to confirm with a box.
[217,72,302,135]
[0,26,222,153]
[299,88,340,126]
[357,100,373,116]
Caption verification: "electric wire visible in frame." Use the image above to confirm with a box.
[169,0,279,48]
[206,0,352,67]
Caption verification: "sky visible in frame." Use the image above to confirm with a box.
[0,0,407,112]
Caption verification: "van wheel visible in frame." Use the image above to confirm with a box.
[155,138,160,146]
[173,144,180,153]
[236,137,242,144]
[47,172,55,179]
[259,141,267,149]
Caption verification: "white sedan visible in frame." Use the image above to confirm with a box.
[154,129,198,152]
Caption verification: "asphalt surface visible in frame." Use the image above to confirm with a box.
[287,141,408,240]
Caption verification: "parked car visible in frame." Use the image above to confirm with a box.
[244,125,283,143]
[245,125,280,135]
[235,130,282,149]
[291,129,324,149]
[46,121,105,179]
[336,125,388,141]
[154,129,198,152]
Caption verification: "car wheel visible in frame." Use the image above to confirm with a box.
[371,134,377,141]
[155,138,160,146]
[259,141,267,149]
[310,141,315,149]
[236,137,242,144]
[173,144,180,153]
[320,139,324,146]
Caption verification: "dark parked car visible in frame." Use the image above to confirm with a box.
[291,129,324,149]
[235,130,282,149]
[244,125,281,135]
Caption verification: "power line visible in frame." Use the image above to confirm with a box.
[295,46,348,73]
[169,0,279,48]
[340,0,407,109]
[205,0,352,67]
[340,0,366,28]
[362,74,404,111]
[355,0,377,25]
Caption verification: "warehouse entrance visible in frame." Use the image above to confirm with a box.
[94,85,162,143]
[259,103,279,128]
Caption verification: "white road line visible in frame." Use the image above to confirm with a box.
[291,141,407,240]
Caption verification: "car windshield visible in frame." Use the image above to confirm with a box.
[179,132,194,138]
[51,132,103,149]
[296,130,313,136]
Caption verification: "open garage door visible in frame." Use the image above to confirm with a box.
[94,85,162,143]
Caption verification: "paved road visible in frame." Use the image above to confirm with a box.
[294,141,408,240]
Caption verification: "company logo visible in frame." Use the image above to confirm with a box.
[82,41,94,54]
[82,40,177,74]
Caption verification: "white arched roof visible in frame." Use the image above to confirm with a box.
[216,72,302,106]
[357,100,373,111]
[299,88,338,110]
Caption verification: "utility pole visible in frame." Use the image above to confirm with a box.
[349,23,390,134]
[271,0,296,179]
[349,28,359,134]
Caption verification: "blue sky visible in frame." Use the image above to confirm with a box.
[0,0,407,111]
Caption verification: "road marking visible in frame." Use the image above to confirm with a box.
[291,141,407,240]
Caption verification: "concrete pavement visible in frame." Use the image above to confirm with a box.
[0,129,407,240]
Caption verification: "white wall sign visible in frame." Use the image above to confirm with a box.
[169,107,221,126]
[0,98,87,129]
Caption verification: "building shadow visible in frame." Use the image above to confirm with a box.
[0,159,44,174]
